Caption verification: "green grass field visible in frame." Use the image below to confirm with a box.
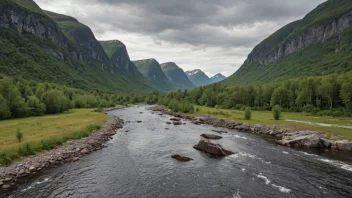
[0,109,107,165]
[195,106,352,140]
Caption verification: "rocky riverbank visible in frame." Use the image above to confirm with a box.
[150,106,352,152]
[0,116,124,194]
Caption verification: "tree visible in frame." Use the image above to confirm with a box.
[244,107,252,120]
[27,96,46,116]
[318,82,334,109]
[270,87,289,107]
[272,105,282,120]
[0,95,11,119]
[340,83,352,110]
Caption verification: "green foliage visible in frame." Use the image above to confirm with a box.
[244,107,252,120]
[16,129,23,143]
[18,143,35,156]
[272,105,282,120]
[0,151,12,166]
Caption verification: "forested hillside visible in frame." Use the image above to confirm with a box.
[160,62,195,90]
[0,0,155,93]
[134,59,175,91]
[225,0,352,84]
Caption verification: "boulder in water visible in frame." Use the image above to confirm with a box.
[277,131,322,148]
[193,140,234,158]
[166,121,172,125]
[170,118,181,121]
[171,154,193,162]
[201,133,223,140]
[173,121,182,125]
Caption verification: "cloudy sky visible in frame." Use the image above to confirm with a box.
[34,0,325,77]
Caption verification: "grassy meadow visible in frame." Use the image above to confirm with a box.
[195,106,352,141]
[0,109,107,165]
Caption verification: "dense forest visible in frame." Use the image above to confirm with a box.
[132,71,352,117]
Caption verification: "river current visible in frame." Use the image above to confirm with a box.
[6,106,352,198]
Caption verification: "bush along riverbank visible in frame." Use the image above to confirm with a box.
[150,106,352,151]
[0,115,124,193]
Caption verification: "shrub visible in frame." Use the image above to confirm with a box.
[196,107,200,112]
[272,105,282,120]
[244,107,252,120]
[18,143,35,156]
[41,138,64,151]
[0,151,12,166]
[93,107,103,112]
[16,129,23,142]
[303,104,315,113]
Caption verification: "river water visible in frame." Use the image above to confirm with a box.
[6,106,352,198]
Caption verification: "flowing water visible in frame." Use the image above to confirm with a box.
[6,106,352,198]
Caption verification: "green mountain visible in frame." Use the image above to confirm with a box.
[160,62,195,90]
[0,0,155,93]
[133,59,175,91]
[225,0,352,84]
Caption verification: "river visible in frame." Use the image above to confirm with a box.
[5,106,352,198]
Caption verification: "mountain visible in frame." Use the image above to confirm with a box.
[0,0,155,93]
[185,69,211,86]
[225,0,352,84]
[210,73,226,83]
[160,62,195,90]
[186,69,226,86]
[133,58,175,91]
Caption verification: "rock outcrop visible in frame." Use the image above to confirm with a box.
[171,154,193,162]
[277,131,322,148]
[201,134,223,140]
[193,140,234,158]
[0,2,68,48]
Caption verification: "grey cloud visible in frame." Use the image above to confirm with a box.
[48,0,325,47]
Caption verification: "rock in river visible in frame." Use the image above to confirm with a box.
[193,140,234,158]
[170,118,181,121]
[201,133,223,140]
[277,131,322,148]
[171,154,193,162]
[173,121,182,125]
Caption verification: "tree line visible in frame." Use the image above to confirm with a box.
[132,72,352,116]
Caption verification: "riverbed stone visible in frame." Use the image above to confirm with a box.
[29,166,36,172]
[170,118,181,121]
[4,177,12,182]
[166,122,172,124]
[2,184,10,189]
[201,133,223,140]
[278,131,322,148]
[332,140,352,151]
[171,154,193,162]
[173,121,182,125]
[193,140,234,158]
[0,181,3,186]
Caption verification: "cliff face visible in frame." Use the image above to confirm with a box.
[244,10,352,67]
[45,11,111,71]
[0,2,68,49]
[225,0,352,84]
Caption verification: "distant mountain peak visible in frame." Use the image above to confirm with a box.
[211,73,226,79]
[186,69,203,76]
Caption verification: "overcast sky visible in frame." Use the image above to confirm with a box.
[34,0,325,77]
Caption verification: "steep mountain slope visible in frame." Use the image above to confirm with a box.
[0,0,155,93]
[225,0,352,84]
[210,73,226,84]
[133,59,175,91]
[185,69,211,86]
[160,62,195,90]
